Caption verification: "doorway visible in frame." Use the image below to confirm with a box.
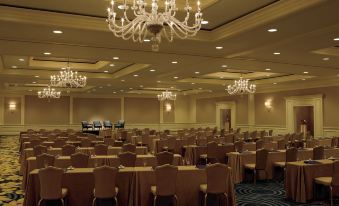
[220,109,231,131]
[294,106,314,136]
[216,101,236,131]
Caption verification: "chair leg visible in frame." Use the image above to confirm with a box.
[174,195,178,206]
[254,169,256,185]
[153,195,157,206]
[204,193,208,206]
[38,199,43,206]
[61,199,65,206]
[330,186,333,206]
[92,197,96,206]
[115,197,118,206]
[223,193,228,206]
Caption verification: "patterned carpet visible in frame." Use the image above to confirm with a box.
[0,136,336,206]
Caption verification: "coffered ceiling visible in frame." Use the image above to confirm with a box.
[0,0,339,97]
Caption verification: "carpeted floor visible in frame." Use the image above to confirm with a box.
[0,136,336,206]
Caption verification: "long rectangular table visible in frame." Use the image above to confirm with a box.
[24,166,236,206]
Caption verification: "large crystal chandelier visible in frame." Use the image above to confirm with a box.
[157,90,176,101]
[50,62,86,88]
[106,0,203,51]
[37,86,61,99]
[227,77,256,95]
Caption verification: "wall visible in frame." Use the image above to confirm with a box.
[124,97,160,124]
[4,97,21,125]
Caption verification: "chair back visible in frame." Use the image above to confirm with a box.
[71,152,89,168]
[155,164,178,196]
[37,153,55,169]
[207,141,218,159]
[30,139,42,148]
[187,135,196,145]
[104,138,115,146]
[93,166,118,198]
[118,152,137,167]
[54,138,66,148]
[122,143,136,153]
[224,134,234,144]
[234,141,244,152]
[33,145,48,156]
[81,138,92,147]
[62,144,76,156]
[331,137,338,148]
[313,146,324,160]
[277,139,286,150]
[156,151,174,166]
[256,140,264,150]
[113,141,123,147]
[95,144,108,155]
[255,149,269,170]
[286,147,298,162]
[39,166,64,199]
[196,138,207,146]
[306,140,317,148]
[268,130,273,136]
[206,163,229,193]
[93,121,102,128]
[332,161,339,186]
[103,120,112,128]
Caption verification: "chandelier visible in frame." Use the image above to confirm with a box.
[37,86,61,99]
[227,77,256,95]
[106,0,203,51]
[50,62,86,88]
[157,90,176,101]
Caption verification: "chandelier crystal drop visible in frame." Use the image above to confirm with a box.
[106,0,203,51]
[37,86,61,99]
[227,77,256,95]
[50,64,86,88]
[157,90,177,101]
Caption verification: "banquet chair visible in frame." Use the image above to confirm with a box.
[197,138,207,146]
[243,131,250,142]
[54,138,67,148]
[81,138,92,147]
[151,164,178,206]
[93,121,102,130]
[114,120,125,129]
[200,141,218,164]
[30,139,43,148]
[71,152,89,168]
[81,121,93,131]
[34,145,48,156]
[306,139,318,148]
[314,160,339,206]
[187,135,196,145]
[256,140,264,150]
[277,139,286,150]
[62,144,76,156]
[259,130,266,138]
[137,134,149,147]
[234,141,244,153]
[156,151,174,166]
[120,130,128,141]
[331,137,338,148]
[118,152,137,167]
[37,153,55,169]
[104,138,115,146]
[224,134,234,144]
[244,149,269,184]
[162,137,176,152]
[66,128,75,133]
[313,146,324,160]
[95,144,108,155]
[38,166,68,206]
[274,147,298,169]
[122,143,136,153]
[268,130,273,136]
[93,166,119,206]
[113,141,123,147]
[200,163,229,206]
[103,120,113,129]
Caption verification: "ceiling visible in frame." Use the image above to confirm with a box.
[0,0,339,97]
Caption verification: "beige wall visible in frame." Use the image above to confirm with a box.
[124,97,160,124]
[4,97,21,125]
[25,95,70,124]
[73,97,121,123]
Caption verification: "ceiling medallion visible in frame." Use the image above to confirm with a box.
[37,86,61,99]
[50,62,87,88]
[157,90,177,101]
[106,0,203,51]
[227,77,256,95]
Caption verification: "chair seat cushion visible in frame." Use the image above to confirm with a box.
[244,163,256,170]
[273,162,286,167]
[314,176,332,186]
[151,186,157,195]
[199,184,207,193]
[62,188,68,198]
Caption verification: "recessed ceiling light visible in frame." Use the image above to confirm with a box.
[28,90,33,92]
[303,71,309,74]
[334,37,339,41]
[265,68,271,71]
[323,57,330,61]
[53,30,63,34]
[195,71,200,74]
[191,83,195,85]
[113,57,119,60]
[150,69,156,72]
[133,74,139,77]
[35,75,39,78]
[19,58,24,62]
[220,76,224,79]
[109,64,115,67]
[173,76,179,79]
[99,86,103,89]
[201,20,209,25]
[144,39,150,42]
[104,70,109,73]
[43,52,51,55]
[267,28,278,32]
[32,81,36,84]
[11,66,17,69]
[139,85,143,87]
[129,87,133,89]
[170,86,174,89]
[273,83,277,84]
[171,61,178,64]
[113,91,117,94]
[157,80,161,83]
[216,46,223,50]
[273,52,280,55]
[301,79,306,81]
[221,65,228,68]
[121,79,125,82]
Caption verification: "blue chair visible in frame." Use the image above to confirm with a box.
[81,121,93,131]
[103,120,113,129]
[93,121,102,130]
[114,120,125,129]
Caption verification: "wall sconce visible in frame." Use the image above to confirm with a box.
[164,102,172,112]
[9,102,17,112]
[264,99,272,112]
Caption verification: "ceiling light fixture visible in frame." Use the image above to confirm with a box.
[334,37,339,41]
[109,64,115,67]
[216,46,223,50]
[157,90,177,101]
[303,71,309,74]
[222,65,228,68]
[267,28,277,32]
[195,71,200,74]
[171,61,178,64]
[113,57,119,60]
[38,86,61,99]
[11,66,18,69]
[106,0,203,52]
[227,76,256,95]
[201,20,209,25]
[104,70,109,73]
[43,52,51,55]
[173,76,179,79]
[133,74,139,77]
[273,52,280,55]
[323,57,330,61]
[35,75,39,78]
[150,69,156,72]
[144,39,151,42]
[53,30,63,34]
[19,58,24,62]
[265,68,271,71]
[50,60,87,88]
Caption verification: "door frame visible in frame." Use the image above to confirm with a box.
[216,101,236,130]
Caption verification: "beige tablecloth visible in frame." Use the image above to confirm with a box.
[23,166,235,206]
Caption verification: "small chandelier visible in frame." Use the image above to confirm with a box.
[37,86,61,99]
[157,90,176,101]
[50,61,86,88]
[227,77,256,95]
[106,0,203,51]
